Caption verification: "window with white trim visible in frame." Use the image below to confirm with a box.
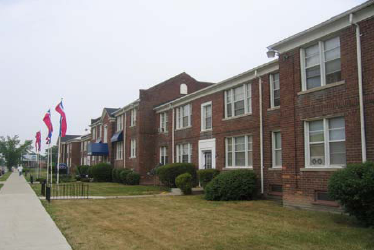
[160,146,168,165]
[301,36,341,90]
[176,104,192,129]
[130,109,137,127]
[272,131,282,168]
[116,115,123,132]
[225,135,253,168]
[103,125,108,143]
[130,139,136,158]
[176,143,192,163]
[270,73,280,108]
[224,83,252,118]
[201,102,212,131]
[305,117,346,167]
[159,112,168,133]
[116,141,123,160]
[92,127,96,139]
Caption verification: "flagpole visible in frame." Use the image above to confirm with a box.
[50,145,53,185]
[57,136,61,184]
[46,142,49,187]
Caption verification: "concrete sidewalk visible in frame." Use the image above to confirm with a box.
[0,172,72,250]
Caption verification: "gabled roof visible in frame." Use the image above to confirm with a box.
[104,108,119,117]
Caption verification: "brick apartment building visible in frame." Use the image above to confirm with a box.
[59,1,374,210]
[58,135,81,172]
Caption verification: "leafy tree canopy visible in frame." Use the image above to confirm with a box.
[0,135,33,170]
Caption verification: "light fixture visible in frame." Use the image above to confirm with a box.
[266,49,279,58]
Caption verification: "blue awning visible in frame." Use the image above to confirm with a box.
[88,143,109,156]
[111,131,123,142]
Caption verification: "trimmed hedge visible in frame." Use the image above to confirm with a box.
[91,163,113,182]
[77,165,90,177]
[120,169,132,184]
[197,169,220,188]
[328,162,374,227]
[126,172,141,185]
[112,168,124,183]
[156,163,197,188]
[205,170,257,201]
[176,173,193,195]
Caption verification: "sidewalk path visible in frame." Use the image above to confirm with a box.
[0,172,72,250]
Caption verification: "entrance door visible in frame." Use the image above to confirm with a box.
[203,151,212,169]
[198,139,216,169]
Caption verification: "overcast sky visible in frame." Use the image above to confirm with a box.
[0,0,365,151]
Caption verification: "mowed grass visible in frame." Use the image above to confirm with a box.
[43,196,374,250]
[0,171,11,181]
[31,182,168,197]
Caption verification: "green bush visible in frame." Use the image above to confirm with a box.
[205,170,257,201]
[112,169,123,183]
[91,163,113,182]
[126,172,141,185]
[197,169,220,188]
[77,165,90,177]
[156,163,197,188]
[176,173,193,195]
[120,169,132,184]
[328,162,374,227]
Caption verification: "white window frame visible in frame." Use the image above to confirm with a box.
[116,141,123,160]
[130,109,137,127]
[304,117,346,168]
[103,125,108,143]
[224,83,252,119]
[201,101,212,132]
[130,139,136,158]
[175,104,192,130]
[116,115,123,132]
[159,112,168,133]
[225,135,253,168]
[92,127,96,139]
[176,143,192,163]
[270,73,280,108]
[272,131,282,168]
[159,146,168,165]
[300,36,341,91]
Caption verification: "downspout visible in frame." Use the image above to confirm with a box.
[123,112,127,168]
[350,13,367,162]
[172,105,175,163]
[256,70,264,194]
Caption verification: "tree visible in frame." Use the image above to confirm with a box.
[0,135,33,170]
[44,145,58,167]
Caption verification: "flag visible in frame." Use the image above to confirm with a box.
[35,131,41,152]
[43,110,53,144]
[55,101,67,137]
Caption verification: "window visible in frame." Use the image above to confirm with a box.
[84,141,87,151]
[272,131,282,168]
[104,125,108,143]
[130,109,137,127]
[116,141,123,160]
[301,36,341,90]
[201,102,212,131]
[92,127,96,139]
[116,115,123,131]
[176,143,192,163]
[159,112,168,133]
[130,139,136,158]
[225,135,253,168]
[225,83,252,118]
[176,104,192,129]
[180,83,188,95]
[305,117,346,167]
[270,73,280,108]
[160,146,168,165]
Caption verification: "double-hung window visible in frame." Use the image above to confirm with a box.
[176,104,192,129]
[225,135,253,168]
[225,83,252,118]
[130,109,137,127]
[272,131,282,168]
[92,128,96,139]
[176,143,192,163]
[130,139,136,158]
[116,141,123,160]
[159,112,168,133]
[305,117,346,167]
[301,36,341,90]
[116,115,123,131]
[160,146,168,165]
[201,102,212,131]
[270,73,280,108]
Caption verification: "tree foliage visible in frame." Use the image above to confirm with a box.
[0,135,33,170]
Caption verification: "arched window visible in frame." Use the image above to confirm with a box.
[180,84,188,95]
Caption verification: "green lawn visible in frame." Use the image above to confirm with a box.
[31,182,169,197]
[43,196,374,250]
[0,171,11,181]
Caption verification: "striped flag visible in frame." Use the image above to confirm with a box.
[35,131,41,151]
[55,101,67,137]
[43,110,53,144]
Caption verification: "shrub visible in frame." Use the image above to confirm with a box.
[91,163,113,182]
[205,170,257,201]
[176,173,193,195]
[126,172,141,185]
[112,169,123,183]
[120,169,132,184]
[81,177,91,182]
[328,162,374,227]
[156,163,197,188]
[77,165,90,177]
[197,169,220,188]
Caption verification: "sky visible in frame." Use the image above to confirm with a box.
[0,0,366,151]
